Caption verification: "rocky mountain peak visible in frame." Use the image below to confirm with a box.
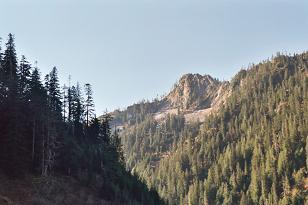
[165,73,223,111]
[111,73,230,126]
[178,73,217,85]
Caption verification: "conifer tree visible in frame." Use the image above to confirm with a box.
[43,66,62,175]
[48,66,62,114]
[0,33,26,176]
[71,83,84,140]
[29,67,47,172]
[18,55,31,100]
[0,34,164,204]
[84,83,94,127]
[2,33,18,85]
[112,127,125,165]
[0,37,5,102]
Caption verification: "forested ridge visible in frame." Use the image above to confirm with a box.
[0,34,164,205]
[114,52,308,204]
[1,32,307,205]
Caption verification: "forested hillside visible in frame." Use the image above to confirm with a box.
[0,34,164,205]
[114,52,308,204]
[1,32,307,205]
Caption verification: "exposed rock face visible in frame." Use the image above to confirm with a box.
[152,73,230,122]
[111,73,231,125]
[165,73,227,111]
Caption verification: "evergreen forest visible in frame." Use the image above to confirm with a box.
[0,33,164,205]
[115,51,308,205]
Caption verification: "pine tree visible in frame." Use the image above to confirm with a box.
[0,34,165,204]
[112,127,125,165]
[62,84,68,122]
[0,33,26,176]
[42,67,62,176]
[2,33,18,85]
[0,37,5,102]
[48,67,62,114]
[101,113,112,145]
[29,67,47,173]
[71,83,84,140]
[84,83,94,127]
[0,37,4,164]
[18,55,31,100]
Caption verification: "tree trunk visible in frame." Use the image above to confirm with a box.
[32,120,36,169]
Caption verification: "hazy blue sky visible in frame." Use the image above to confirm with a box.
[1,0,307,113]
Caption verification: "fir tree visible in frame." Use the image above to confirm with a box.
[84,83,94,127]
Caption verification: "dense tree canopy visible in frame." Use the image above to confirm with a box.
[0,34,164,205]
[1,33,306,205]
[117,52,308,205]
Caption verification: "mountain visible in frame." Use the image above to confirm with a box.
[111,52,308,205]
[112,73,230,129]
[166,74,224,110]
[155,73,230,123]
[110,73,231,173]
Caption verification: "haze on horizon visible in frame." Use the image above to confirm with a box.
[0,0,307,113]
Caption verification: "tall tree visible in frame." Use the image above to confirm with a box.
[84,83,94,127]
[42,67,62,176]
[71,83,84,140]
[112,127,125,165]
[0,37,4,113]
[0,34,164,204]
[29,66,47,173]
[0,34,26,176]
[2,33,18,85]
[67,75,73,122]
[18,55,31,100]
[48,66,62,114]
[101,113,112,145]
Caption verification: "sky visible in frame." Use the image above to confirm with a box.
[0,0,307,113]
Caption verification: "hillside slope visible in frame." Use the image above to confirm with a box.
[0,172,111,205]
[113,52,308,205]
[0,34,165,205]
[112,73,230,128]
